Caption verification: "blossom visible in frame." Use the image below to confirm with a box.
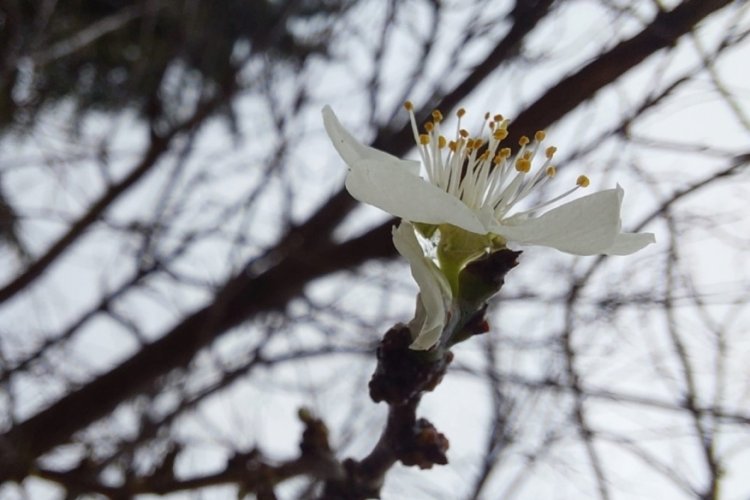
[323,102,655,350]
[322,103,655,256]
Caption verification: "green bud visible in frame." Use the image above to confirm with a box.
[436,224,492,293]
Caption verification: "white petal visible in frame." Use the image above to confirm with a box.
[605,232,656,255]
[494,188,623,255]
[347,158,487,233]
[409,319,444,351]
[392,222,451,350]
[322,105,420,175]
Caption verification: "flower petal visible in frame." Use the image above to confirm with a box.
[407,300,445,351]
[392,221,451,350]
[494,187,624,255]
[322,105,420,175]
[347,158,486,233]
[605,231,656,255]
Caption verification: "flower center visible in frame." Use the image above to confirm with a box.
[404,101,589,221]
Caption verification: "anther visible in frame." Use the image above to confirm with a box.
[432,110,443,122]
[424,122,434,132]
[535,130,546,142]
[546,166,556,177]
[419,134,430,145]
[576,175,590,187]
[499,147,511,158]
[545,146,557,159]
[519,136,530,146]
[459,129,470,138]
[438,136,447,148]
[456,108,466,118]
[515,158,531,172]
[494,114,503,122]
[493,129,508,140]
[404,101,414,111]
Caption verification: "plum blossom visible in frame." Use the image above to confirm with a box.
[322,102,655,349]
[322,103,655,256]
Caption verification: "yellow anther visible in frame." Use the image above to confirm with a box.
[499,147,512,158]
[404,101,414,111]
[519,135,530,146]
[515,158,531,173]
[459,129,470,138]
[545,146,557,159]
[419,134,430,145]
[457,108,466,118]
[493,129,508,140]
[546,166,557,177]
[479,150,490,161]
[522,151,532,160]
[438,135,447,148]
[432,110,443,122]
[424,122,434,132]
[484,112,491,120]
[576,175,590,187]
[535,130,546,142]
[494,114,503,122]
[493,154,503,164]
[473,138,484,148]
[448,140,458,151]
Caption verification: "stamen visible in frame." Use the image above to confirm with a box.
[403,101,585,226]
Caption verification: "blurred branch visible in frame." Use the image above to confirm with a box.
[30,3,163,66]
[0,78,237,305]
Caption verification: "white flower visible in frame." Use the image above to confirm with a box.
[392,221,452,350]
[322,103,655,256]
